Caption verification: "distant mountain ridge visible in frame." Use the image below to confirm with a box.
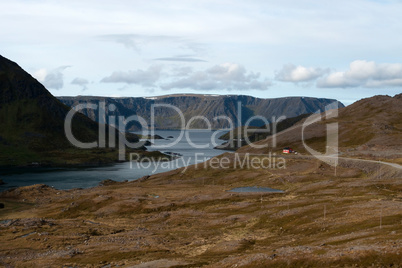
[58,94,344,130]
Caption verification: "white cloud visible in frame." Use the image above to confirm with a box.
[101,65,163,87]
[71,77,89,91]
[170,66,194,77]
[154,55,206,62]
[98,34,169,53]
[317,60,402,88]
[32,66,69,90]
[100,63,270,91]
[162,63,271,91]
[98,34,206,55]
[275,64,329,82]
[32,68,47,82]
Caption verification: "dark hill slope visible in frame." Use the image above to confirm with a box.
[0,55,99,149]
[0,55,140,166]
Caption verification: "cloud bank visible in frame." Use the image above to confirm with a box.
[98,34,206,55]
[162,63,271,91]
[273,60,402,89]
[100,60,402,93]
[154,55,206,62]
[100,63,271,91]
[33,66,69,90]
[317,60,402,88]
[275,64,329,82]
[101,65,163,87]
[71,77,89,91]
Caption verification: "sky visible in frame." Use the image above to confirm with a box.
[1,0,402,105]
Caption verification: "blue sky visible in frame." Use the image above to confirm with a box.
[1,0,402,105]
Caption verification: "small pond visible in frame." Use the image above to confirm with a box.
[228,186,284,193]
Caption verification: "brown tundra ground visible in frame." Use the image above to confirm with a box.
[0,153,401,267]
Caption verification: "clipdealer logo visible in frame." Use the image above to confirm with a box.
[63,101,283,161]
[63,100,340,170]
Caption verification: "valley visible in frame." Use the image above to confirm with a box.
[0,54,401,267]
[0,152,401,267]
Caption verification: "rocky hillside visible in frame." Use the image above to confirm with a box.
[238,94,402,161]
[0,151,400,267]
[58,94,344,130]
[0,55,141,166]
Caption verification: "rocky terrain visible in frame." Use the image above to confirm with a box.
[0,152,401,267]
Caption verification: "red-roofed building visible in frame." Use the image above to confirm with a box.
[282,147,294,153]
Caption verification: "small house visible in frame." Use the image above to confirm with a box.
[282,147,294,153]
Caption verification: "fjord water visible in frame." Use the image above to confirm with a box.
[0,130,226,191]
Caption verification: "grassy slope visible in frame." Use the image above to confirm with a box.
[0,153,401,267]
[237,94,402,163]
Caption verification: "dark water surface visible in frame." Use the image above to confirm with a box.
[0,130,226,191]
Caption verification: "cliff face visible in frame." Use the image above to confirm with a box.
[58,94,344,130]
